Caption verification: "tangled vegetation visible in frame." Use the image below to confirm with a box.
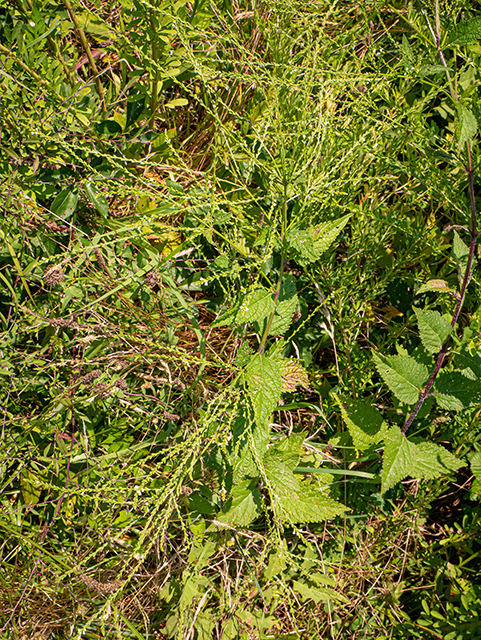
[1,0,481,638]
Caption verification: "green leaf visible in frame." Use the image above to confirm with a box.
[334,395,389,450]
[456,104,478,147]
[414,308,452,354]
[454,346,481,379]
[446,17,481,46]
[433,371,481,410]
[84,183,109,218]
[372,351,429,405]
[287,214,351,266]
[470,451,481,478]
[269,274,299,335]
[126,98,145,129]
[237,288,275,325]
[165,98,189,108]
[245,355,282,426]
[51,188,78,219]
[211,481,262,528]
[417,279,457,296]
[264,434,348,523]
[292,580,346,604]
[381,426,464,493]
[401,34,416,71]
[452,230,470,269]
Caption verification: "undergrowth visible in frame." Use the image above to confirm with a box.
[1,0,481,638]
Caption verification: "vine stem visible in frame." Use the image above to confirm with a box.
[401,5,478,435]
[403,141,478,435]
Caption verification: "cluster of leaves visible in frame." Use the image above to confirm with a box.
[1,0,481,638]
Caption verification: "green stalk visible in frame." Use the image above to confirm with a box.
[258,179,289,354]
[63,0,107,116]
[149,11,160,130]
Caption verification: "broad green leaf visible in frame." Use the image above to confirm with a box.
[211,481,262,528]
[454,346,481,379]
[414,308,452,354]
[268,274,298,335]
[264,435,348,523]
[84,183,109,218]
[126,98,145,129]
[456,104,478,147]
[452,230,470,269]
[381,426,464,493]
[292,580,346,604]
[51,188,78,219]
[433,371,481,410]
[245,355,282,426]
[236,288,275,325]
[470,451,481,478]
[334,396,389,450]
[278,358,309,392]
[287,214,351,266]
[417,279,457,295]
[372,351,428,405]
[446,17,481,46]
[231,403,269,481]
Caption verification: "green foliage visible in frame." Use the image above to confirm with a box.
[2,0,481,637]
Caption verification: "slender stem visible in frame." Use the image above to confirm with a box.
[402,11,478,435]
[403,147,478,435]
[149,12,160,130]
[258,180,289,355]
[63,0,107,116]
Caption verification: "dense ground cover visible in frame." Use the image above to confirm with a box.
[1,0,481,638]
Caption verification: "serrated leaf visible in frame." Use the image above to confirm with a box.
[211,481,262,528]
[334,396,389,450]
[84,183,109,218]
[401,34,416,71]
[470,451,481,478]
[456,104,478,147]
[292,580,347,604]
[433,371,481,410]
[417,279,457,295]
[278,358,309,392]
[245,355,282,426]
[381,426,464,493]
[264,434,349,523]
[287,215,351,266]
[447,17,481,46]
[414,308,452,354]
[51,188,78,219]
[236,288,275,325]
[454,346,481,380]
[268,274,298,335]
[231,401,269,481]
[452,230,470,269]
[372,351,428,405]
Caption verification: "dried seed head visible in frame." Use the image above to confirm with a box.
[92,382,110,398]
[44,265,65,286]
[93,247,107,270]
[144,270,160,288]
[80,369,102,385]
[114,378,128,390]
[80,574,122,594]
